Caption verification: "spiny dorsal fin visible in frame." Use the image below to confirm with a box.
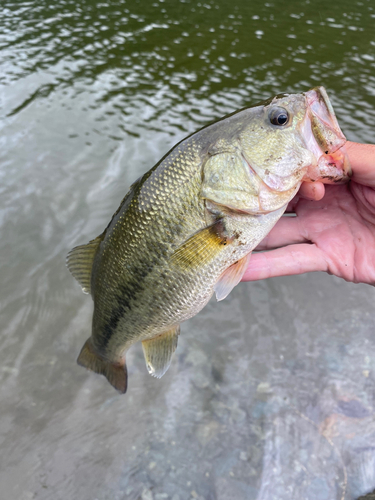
[142,325,180,378]
[77,338,128,393]
[170,220,230,270]
[214,252,252,301]
[66,236,102,294]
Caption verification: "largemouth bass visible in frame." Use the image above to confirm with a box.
[67,86,350,393]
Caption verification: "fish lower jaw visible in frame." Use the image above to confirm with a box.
[303,147,352,184]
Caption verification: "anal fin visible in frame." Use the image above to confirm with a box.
[77,338,128,393]
[142,326,180,378]
[214,252,252,301]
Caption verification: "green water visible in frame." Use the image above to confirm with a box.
[1,1,375,499]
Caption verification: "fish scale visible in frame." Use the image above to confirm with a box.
[92,141,207,348]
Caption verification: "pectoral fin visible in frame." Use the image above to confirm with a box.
[171,220,230,270]
[214,253,252,301]
[66,236,102,294]
[142,326,180,378]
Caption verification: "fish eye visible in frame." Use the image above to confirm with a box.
[269,107,290,126]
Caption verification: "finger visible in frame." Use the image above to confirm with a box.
[255,216,308,250]
[298,181,325,201]
[285,182,325,212]
[346,141,375,187]
[242,244,328,281]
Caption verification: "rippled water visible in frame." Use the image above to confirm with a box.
[1,1,375,499]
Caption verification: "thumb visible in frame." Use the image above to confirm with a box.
[346,142,375,187]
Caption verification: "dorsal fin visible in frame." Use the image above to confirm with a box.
[66,175,145,294]
[66,236,102,294]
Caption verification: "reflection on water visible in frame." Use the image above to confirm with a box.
[1,0,375,499]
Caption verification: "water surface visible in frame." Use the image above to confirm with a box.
[1,1,375,499]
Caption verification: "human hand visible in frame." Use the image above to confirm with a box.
[242,142,375,285]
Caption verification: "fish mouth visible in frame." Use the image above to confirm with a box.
[302,87,351,184]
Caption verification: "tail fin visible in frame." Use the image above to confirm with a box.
[77,338,128,394]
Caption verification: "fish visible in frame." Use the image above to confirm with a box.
[67,86,351,393]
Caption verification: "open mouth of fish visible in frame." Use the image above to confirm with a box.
[302,86,351,184]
